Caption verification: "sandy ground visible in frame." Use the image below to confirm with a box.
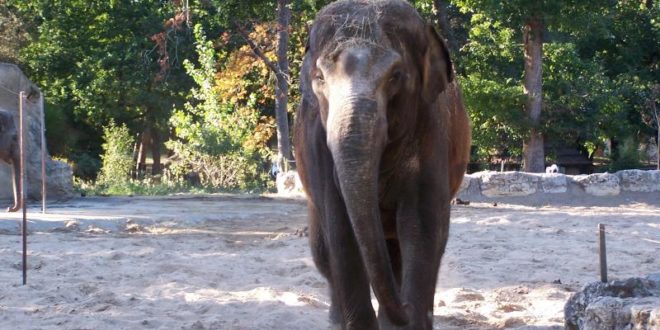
[0,193,658,330]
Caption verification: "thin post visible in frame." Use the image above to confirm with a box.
[598,223,607,283]
[19,92,27,285]
[40,94,46,214]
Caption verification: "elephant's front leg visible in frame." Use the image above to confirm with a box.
[391,189,450,329]
[320,184,379,330]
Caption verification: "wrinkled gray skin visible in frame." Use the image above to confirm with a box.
[295,0,471,329]
[0,108,21,212]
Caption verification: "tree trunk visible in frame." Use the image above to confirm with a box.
[132,133,141,179]
[136,128,150,179]
[522,17,545,173]
[653,85,659,170]
[275,0,292,172]
[432,0,457,54]
[152,129,162,175]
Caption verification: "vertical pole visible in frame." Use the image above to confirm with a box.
[19,92,27,285]
[185,0,190,27]
[40,94,46,214]
[598,223,607,283]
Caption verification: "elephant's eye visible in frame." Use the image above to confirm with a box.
[390,71,403,83]
[314,72,325,83]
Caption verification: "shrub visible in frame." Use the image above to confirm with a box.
[166,24,274,192]
[97,121,135,189]
[609,138,643,171]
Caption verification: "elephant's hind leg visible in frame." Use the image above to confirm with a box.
[7,159,20,212]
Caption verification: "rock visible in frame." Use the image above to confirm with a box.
[276,171,304,196]
[540,173,568,193]
[0,63,74,202]
[456,174,480,198]
[479,171,539,197]
[564,274,660,330]
[572,173,620,196]
[617,169,660,192]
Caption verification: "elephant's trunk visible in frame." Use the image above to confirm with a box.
[326,97,409,326]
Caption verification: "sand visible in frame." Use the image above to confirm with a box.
[0,193,658,329]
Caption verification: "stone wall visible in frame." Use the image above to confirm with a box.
[456,169,660,199]
[0,63,74,202]
[276,169,660,198]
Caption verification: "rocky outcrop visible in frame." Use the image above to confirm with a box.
[564,275,660,330]
[0,63,74,202]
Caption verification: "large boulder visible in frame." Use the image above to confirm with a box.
[564,275,660,330]
[479,171,540,197]
[571,173,621,196]
[456,173,480,198]
[540,173,568,193]
[617,169,660,192]
[0,63,74,202]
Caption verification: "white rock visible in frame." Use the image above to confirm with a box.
[572,173,620,196]
[456,174,481,197]
[617,169,660,192]
[540,173,568,193]
[479,171,539,197]
[276,171,304,196]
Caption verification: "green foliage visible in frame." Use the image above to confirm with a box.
[458,10,526,159]
[542,42,613,145]
[609,138,643,172]
[11,0,196,164]
[97,121,135,190]
[70,153,102,181]
[167,25,272,191]
[454,0,657,167]
[6,0,656,188]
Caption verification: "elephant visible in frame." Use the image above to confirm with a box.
[0,108,21,212]
[293,1,471,329]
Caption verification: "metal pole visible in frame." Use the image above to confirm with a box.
[19,92,27,285]
[40,94,46,214]
[598,223,607,283]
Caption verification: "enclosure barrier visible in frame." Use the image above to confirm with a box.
[19,91,27,285]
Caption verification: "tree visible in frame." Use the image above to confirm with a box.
[275,0,292,171]
[11,0,199,178]
[0,0,32,64]
[454,0,616,172]
[233,0,292,173]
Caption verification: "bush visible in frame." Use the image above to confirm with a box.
[70,152,101,180]
[166,25,274,192]
[609,138,643,171]
[97,121,135,189]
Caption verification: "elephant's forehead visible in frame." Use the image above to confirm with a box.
[326,46,400,76]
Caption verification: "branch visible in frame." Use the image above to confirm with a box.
[233,21,282,77]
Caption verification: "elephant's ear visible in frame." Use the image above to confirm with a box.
[422,24,454,104]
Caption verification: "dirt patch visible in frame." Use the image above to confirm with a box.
[0,194,657,329]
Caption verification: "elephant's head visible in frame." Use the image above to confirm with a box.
[0,109,21,212]
[301,0,454,325]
